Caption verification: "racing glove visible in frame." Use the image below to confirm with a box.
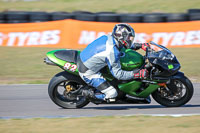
[133,69,148,79]
[141,43,150,51]
[132,43,150,51]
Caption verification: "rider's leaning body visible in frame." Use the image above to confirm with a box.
[77,23,149,101]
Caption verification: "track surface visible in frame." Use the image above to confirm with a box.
[0,84,200,119]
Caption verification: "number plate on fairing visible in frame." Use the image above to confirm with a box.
[63,62,77,72]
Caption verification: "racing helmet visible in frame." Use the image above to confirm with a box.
[112,23,135,49]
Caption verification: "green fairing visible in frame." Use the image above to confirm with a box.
[118,81,160,98]
[120,48,144,70]
[46,49,160,97]
[102,48,144,81]
[46,49,80,76]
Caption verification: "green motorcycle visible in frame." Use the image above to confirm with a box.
[44,41,194,109]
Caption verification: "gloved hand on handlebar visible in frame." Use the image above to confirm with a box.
[133,69,149,79]
[141,43,150,51]
[132,43,150,51]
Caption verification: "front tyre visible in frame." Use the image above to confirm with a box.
[152,75,194,107]
[48,71,90,109]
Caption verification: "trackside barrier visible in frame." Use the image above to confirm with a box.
[0,19,200,48]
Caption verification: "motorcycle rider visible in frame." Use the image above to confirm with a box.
[77,23,149,102]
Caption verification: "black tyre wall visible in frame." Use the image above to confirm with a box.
[96,13,119,22]
[29,12,51,22]
[4,11,29,23]
[188,9,200,14]
[7,20,29,23]
[166,13,189,22]
[74,13,97,21]
[1,10,200,23]
[142,14,166,23]
[0,13,5,23]
[189,13,200,21]
[72,11,93,14]
[5,11,29,20]
[51,12,74,21]
[119,14,143,23]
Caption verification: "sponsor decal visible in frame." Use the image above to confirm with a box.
[0,20,200,48]
[78,30,200,47]
[0,30,61,46]
[78,31,110,45]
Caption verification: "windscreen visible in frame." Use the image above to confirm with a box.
[148,41,175,61]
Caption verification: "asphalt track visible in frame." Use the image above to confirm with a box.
[0,83,200,119]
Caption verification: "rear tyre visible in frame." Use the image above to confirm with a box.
[152,76,194,107]
[48,71,90,109]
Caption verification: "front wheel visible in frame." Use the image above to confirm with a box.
[48,71,90,109]
[152,75,194,107]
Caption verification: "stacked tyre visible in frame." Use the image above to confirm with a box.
[142,13,166,23]
[165,13,189,22]
[96,12,119,22]
[0,13,5,23]
[29,12,51,22]
[73,11,97,21]
[119,14,143,23]
[51,12,74,21]
[4,11,29,23]
[188,9,200,21]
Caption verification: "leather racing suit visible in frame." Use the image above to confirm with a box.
[77,34,141,99]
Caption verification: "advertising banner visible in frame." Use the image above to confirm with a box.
[0,19,200,48]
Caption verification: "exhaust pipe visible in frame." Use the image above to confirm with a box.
[44,57,57,66]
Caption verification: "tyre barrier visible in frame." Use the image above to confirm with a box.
[142,13,166,23]
[0,13,5,23]
[51,12,74,21]
[189,13,200,21]
[4,11,29,23]
[29,12,51,22]
[119,14,143,23]
[96,13,119,22]
[0,9,200,23]
[74,13,97,21]
[166,13,189,22]
[5,11,29,20]
[188,9,200,14]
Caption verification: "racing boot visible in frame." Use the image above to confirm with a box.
[81,87,105,101]
[101,86,118,102]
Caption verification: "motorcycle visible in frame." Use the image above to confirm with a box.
[44,41,194,109]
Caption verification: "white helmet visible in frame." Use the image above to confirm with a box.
[112,23,135,49]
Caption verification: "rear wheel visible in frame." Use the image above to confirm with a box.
[48,71,90,109]
[152,76,193,107]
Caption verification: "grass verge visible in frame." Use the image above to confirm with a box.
[0,115,200,133]
[0,47,61,84]
[0,0,200,13]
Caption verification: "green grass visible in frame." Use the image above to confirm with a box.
[0,0,200,13]
[169,48,200,82]
[0,47,199,84]
[0,115,200,133]
[0,47,61,84]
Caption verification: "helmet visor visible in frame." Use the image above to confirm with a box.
[125,36,134,49]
